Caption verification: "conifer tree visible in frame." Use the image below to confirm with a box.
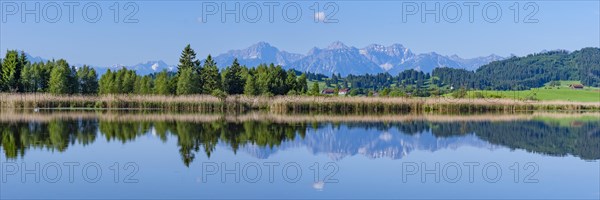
[223,59,245,94]
[200,54,221,94]
[177,44,201,74]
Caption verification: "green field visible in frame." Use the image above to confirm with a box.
[309,79,599,102]
[467,81,600,102]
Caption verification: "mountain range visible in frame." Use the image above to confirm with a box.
[25,41,506,76]
[213,41,505,76]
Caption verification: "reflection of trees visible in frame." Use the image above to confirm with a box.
[409,120,599,160]
[340,121,600,160]
[100,121,151,143]
[171,121,306,166]
[471,121,600,160]
[0,120,97,158]
[398,120,600,160]
[1,119,598,165]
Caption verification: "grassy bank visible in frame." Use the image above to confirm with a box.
[464,81,600,102]
[1,93,598,114]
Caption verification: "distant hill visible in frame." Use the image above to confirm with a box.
[433,48,600,89]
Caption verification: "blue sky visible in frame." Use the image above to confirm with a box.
[1,1,598,67]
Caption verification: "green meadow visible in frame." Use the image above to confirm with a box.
[467,81,600,102]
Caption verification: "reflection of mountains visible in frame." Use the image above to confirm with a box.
[240,124,494,160]
[1,118,598,166]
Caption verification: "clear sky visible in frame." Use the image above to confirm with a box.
[1,0,598,67]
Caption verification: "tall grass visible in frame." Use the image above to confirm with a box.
[1,110,598,123]
[0,93,228,112]
[269,96,600,113]
[1,93,598,114]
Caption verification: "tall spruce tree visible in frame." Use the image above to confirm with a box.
[223,59,245,94]
[177,44,202,93]
[177,44,201,73]
[200,54,221,94]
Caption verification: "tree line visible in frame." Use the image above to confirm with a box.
[0,45,309,96]
[97,45,309,96]
[2,46,598,97]
[0,50,98,94]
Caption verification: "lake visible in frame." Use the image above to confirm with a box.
[1,111,599,199]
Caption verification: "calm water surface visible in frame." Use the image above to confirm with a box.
[1,112,599,199]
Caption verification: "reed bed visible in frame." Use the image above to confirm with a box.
[1,110,598,123]
[269,96,600,113]
[1,93,598,114]
[0,93,227,112]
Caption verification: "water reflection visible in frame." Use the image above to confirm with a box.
[1,112,598,166]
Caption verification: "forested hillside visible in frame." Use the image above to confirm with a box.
[434,48,600,90]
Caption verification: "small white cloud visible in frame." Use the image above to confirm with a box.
[151,63,160,71]
[312,181,325,191]
[314,12,326,22]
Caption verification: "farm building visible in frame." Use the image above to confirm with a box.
[321,88,335,95]
[569,84,584,89]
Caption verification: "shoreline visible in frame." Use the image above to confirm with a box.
[1,110,598,123]
[1,93,598,113]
